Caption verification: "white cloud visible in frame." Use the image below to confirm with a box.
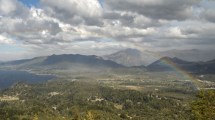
[0,0,29,17]
[0,33,14,44]
[41,0,103,25]
[1,0,215,60]
[41,0,102,17]
[0,0,16,15]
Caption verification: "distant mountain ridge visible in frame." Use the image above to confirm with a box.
[0,54,124,71]
[147,57,194,71]
[42,54,123,68]
[147,57,215,74]
[159,49,215,62]
[104,48,215,67]
[1,51,215,74]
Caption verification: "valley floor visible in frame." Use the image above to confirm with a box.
[0,70,214,120]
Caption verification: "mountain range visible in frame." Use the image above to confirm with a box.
[1,49,215,74]
[147,57,215,74]
[103,48,159,67]
[159,49,215,62]
[103,48,215,67]
[0,54,123,71]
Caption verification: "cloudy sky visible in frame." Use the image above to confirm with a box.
[0,0,215,60]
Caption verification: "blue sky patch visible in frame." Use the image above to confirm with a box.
[0,44,24,53]
[99,0,104,7]
[18,0,40,7]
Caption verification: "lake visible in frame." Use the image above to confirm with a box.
[0,70,55,90]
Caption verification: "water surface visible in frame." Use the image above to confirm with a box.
[0,70,55,90]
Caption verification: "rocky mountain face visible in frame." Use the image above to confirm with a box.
[103,48,159,67]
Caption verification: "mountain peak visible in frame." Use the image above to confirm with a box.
[124,48,141,53]
[1,54,124,71]
[113,48,142,56]
[103,48,159,66]
[160,56,172,60]
[156,57,192,65]
[42,54,124,69]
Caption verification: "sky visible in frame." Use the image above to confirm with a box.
[0,0,215,61]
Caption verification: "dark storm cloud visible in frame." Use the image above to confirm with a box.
[104,0,199,21]
[201,9,215,23]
